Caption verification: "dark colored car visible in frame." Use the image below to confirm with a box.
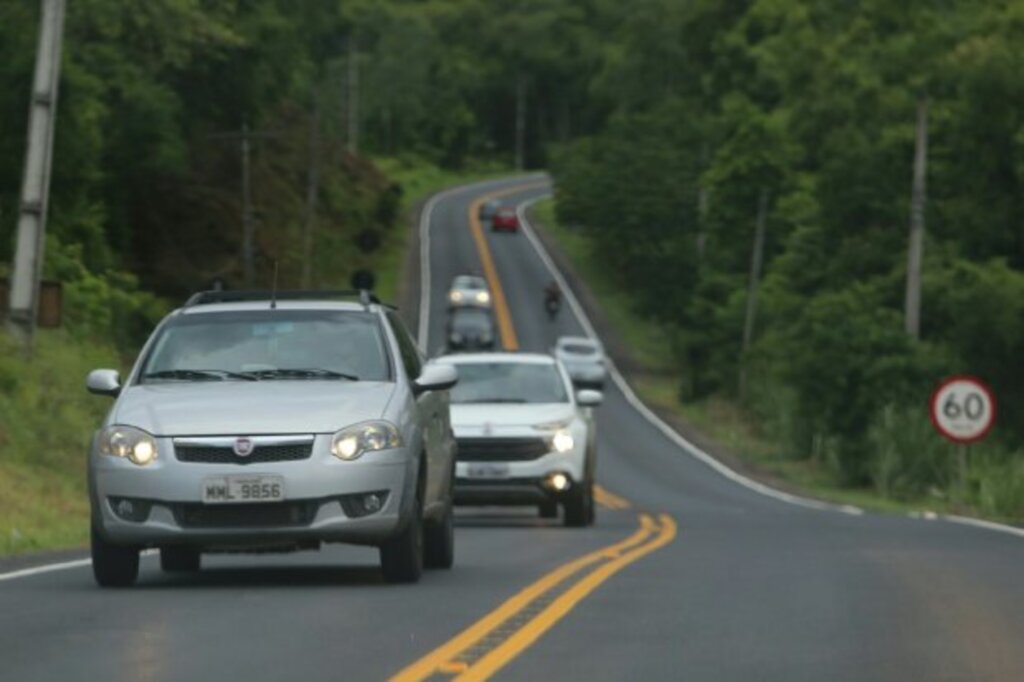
[447,307,496,351]
[491,207,519,232]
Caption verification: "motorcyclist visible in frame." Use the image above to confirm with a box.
[543,280,562,316]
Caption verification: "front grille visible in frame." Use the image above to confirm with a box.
[175,443,313,465]
[457,437,550,462]
[174,501,318,528]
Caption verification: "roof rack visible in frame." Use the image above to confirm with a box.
[183,289,394,311]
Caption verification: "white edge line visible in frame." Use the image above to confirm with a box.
[515,195,863,517]
[0,549,157,583]
[519,194,1024,540]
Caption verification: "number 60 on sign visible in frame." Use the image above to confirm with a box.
[929,376,996,444]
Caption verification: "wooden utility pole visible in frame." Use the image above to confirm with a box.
[904,96,929,339]
[514,74,526,171]
[739,188,769,401]
[7,0,65,345]
[301,100,321,288]
[208,124,278,286]
[346,35,359,155]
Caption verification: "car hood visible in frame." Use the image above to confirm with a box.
[450,403,576,436]
[112,381,397,436]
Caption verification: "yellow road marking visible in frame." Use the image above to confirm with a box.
[455,515,677,681]
[466,183,547,351]
[389,515,659,682]
[594,484,632,510]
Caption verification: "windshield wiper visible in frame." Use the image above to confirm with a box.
[240,368,359,381]
[459,398,528,404]
[143,369,258,382]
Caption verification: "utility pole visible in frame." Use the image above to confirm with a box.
[302,99,321,288]
[739,188,769,401]
[346,34,359,155]
[6,0,66,345]
[904,96,929,339]
[514,74,526,171]
[208,124,278,286]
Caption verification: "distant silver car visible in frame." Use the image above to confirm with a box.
[447,274,491,308]
[85,291,458,587]
[553,336,607,389]
[434,353,602,527]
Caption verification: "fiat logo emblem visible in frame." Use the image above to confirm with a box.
[233,438,254,457]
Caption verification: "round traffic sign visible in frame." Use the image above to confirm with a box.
[929,376,996,444]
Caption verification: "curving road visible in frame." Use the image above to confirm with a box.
[3,176,1024,681]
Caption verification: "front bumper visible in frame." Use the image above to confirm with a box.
[453,450,585,506]
[88,435,416,549]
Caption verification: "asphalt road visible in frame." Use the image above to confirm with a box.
[3,176,1024,681]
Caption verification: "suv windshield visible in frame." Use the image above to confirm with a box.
[451,308,492,333]
[140,310,391,382]
[560,342,598,355]
[450,362,568,404]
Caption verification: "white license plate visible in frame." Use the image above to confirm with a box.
[201,475,285,504]
[465,463,510,480]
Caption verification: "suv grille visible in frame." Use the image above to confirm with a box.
[457,437,550,462]
[175,443,313,465]
[174,502,318,528]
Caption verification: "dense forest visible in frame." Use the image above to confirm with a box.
[1,1,1022,512]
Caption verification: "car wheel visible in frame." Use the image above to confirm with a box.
[91,525,139,588]
[424,499,455,570]
[380,496,424,583]
[563,481,594,528]
[160,547,200,573]
[539,500,558,519]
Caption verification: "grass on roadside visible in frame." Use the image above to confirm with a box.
[530,197,963,517]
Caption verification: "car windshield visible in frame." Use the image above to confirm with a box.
[450,362,568,404]
[560,342,598,356]
[454,276,484,290]
[140,310,391,382]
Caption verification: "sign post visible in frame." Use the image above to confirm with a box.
[929,376,996,503]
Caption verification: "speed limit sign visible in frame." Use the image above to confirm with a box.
[930,376,996,444]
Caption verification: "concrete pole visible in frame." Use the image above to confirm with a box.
[904,97,928,339]
[241,121,255,286]
[7,0,66,343]
[347,35,359,155]
[515,74,526,171]
[739,188,769,401]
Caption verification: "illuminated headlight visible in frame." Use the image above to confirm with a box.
[449,291,464,304]
[331,421,402,461]
[552,429,575,453]
[98,426,158,466]
[475,291,491,305]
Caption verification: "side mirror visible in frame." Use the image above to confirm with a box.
[87,369,122,397]
[576,389,603,407]
[413,364,457,395]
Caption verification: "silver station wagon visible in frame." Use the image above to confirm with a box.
[86,291,457,587]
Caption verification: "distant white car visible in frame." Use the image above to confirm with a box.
[448,275,491,308]
[553,336,606,389]
[434,353,602,527]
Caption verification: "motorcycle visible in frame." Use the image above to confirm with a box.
[544,293,561,319]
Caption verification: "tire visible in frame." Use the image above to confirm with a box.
[563,481,594,528]
[380,498,424,583]
[91,525,139,588]
[538,500,558,519]
[424,500,455,570]
[160,547,200,573]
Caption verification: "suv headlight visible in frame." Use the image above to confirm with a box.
[552,429,575,453]
[98,425,158,466]
[331,421,402,461]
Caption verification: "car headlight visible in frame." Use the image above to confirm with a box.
[552,429,575,453]
[475,291,491,304]
[331,421,402,461]
[449,291,463,303]
[98,425,158,466]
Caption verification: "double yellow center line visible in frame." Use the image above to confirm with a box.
[390,512,677,681]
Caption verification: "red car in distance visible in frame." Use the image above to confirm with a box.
[491,207,520,232]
